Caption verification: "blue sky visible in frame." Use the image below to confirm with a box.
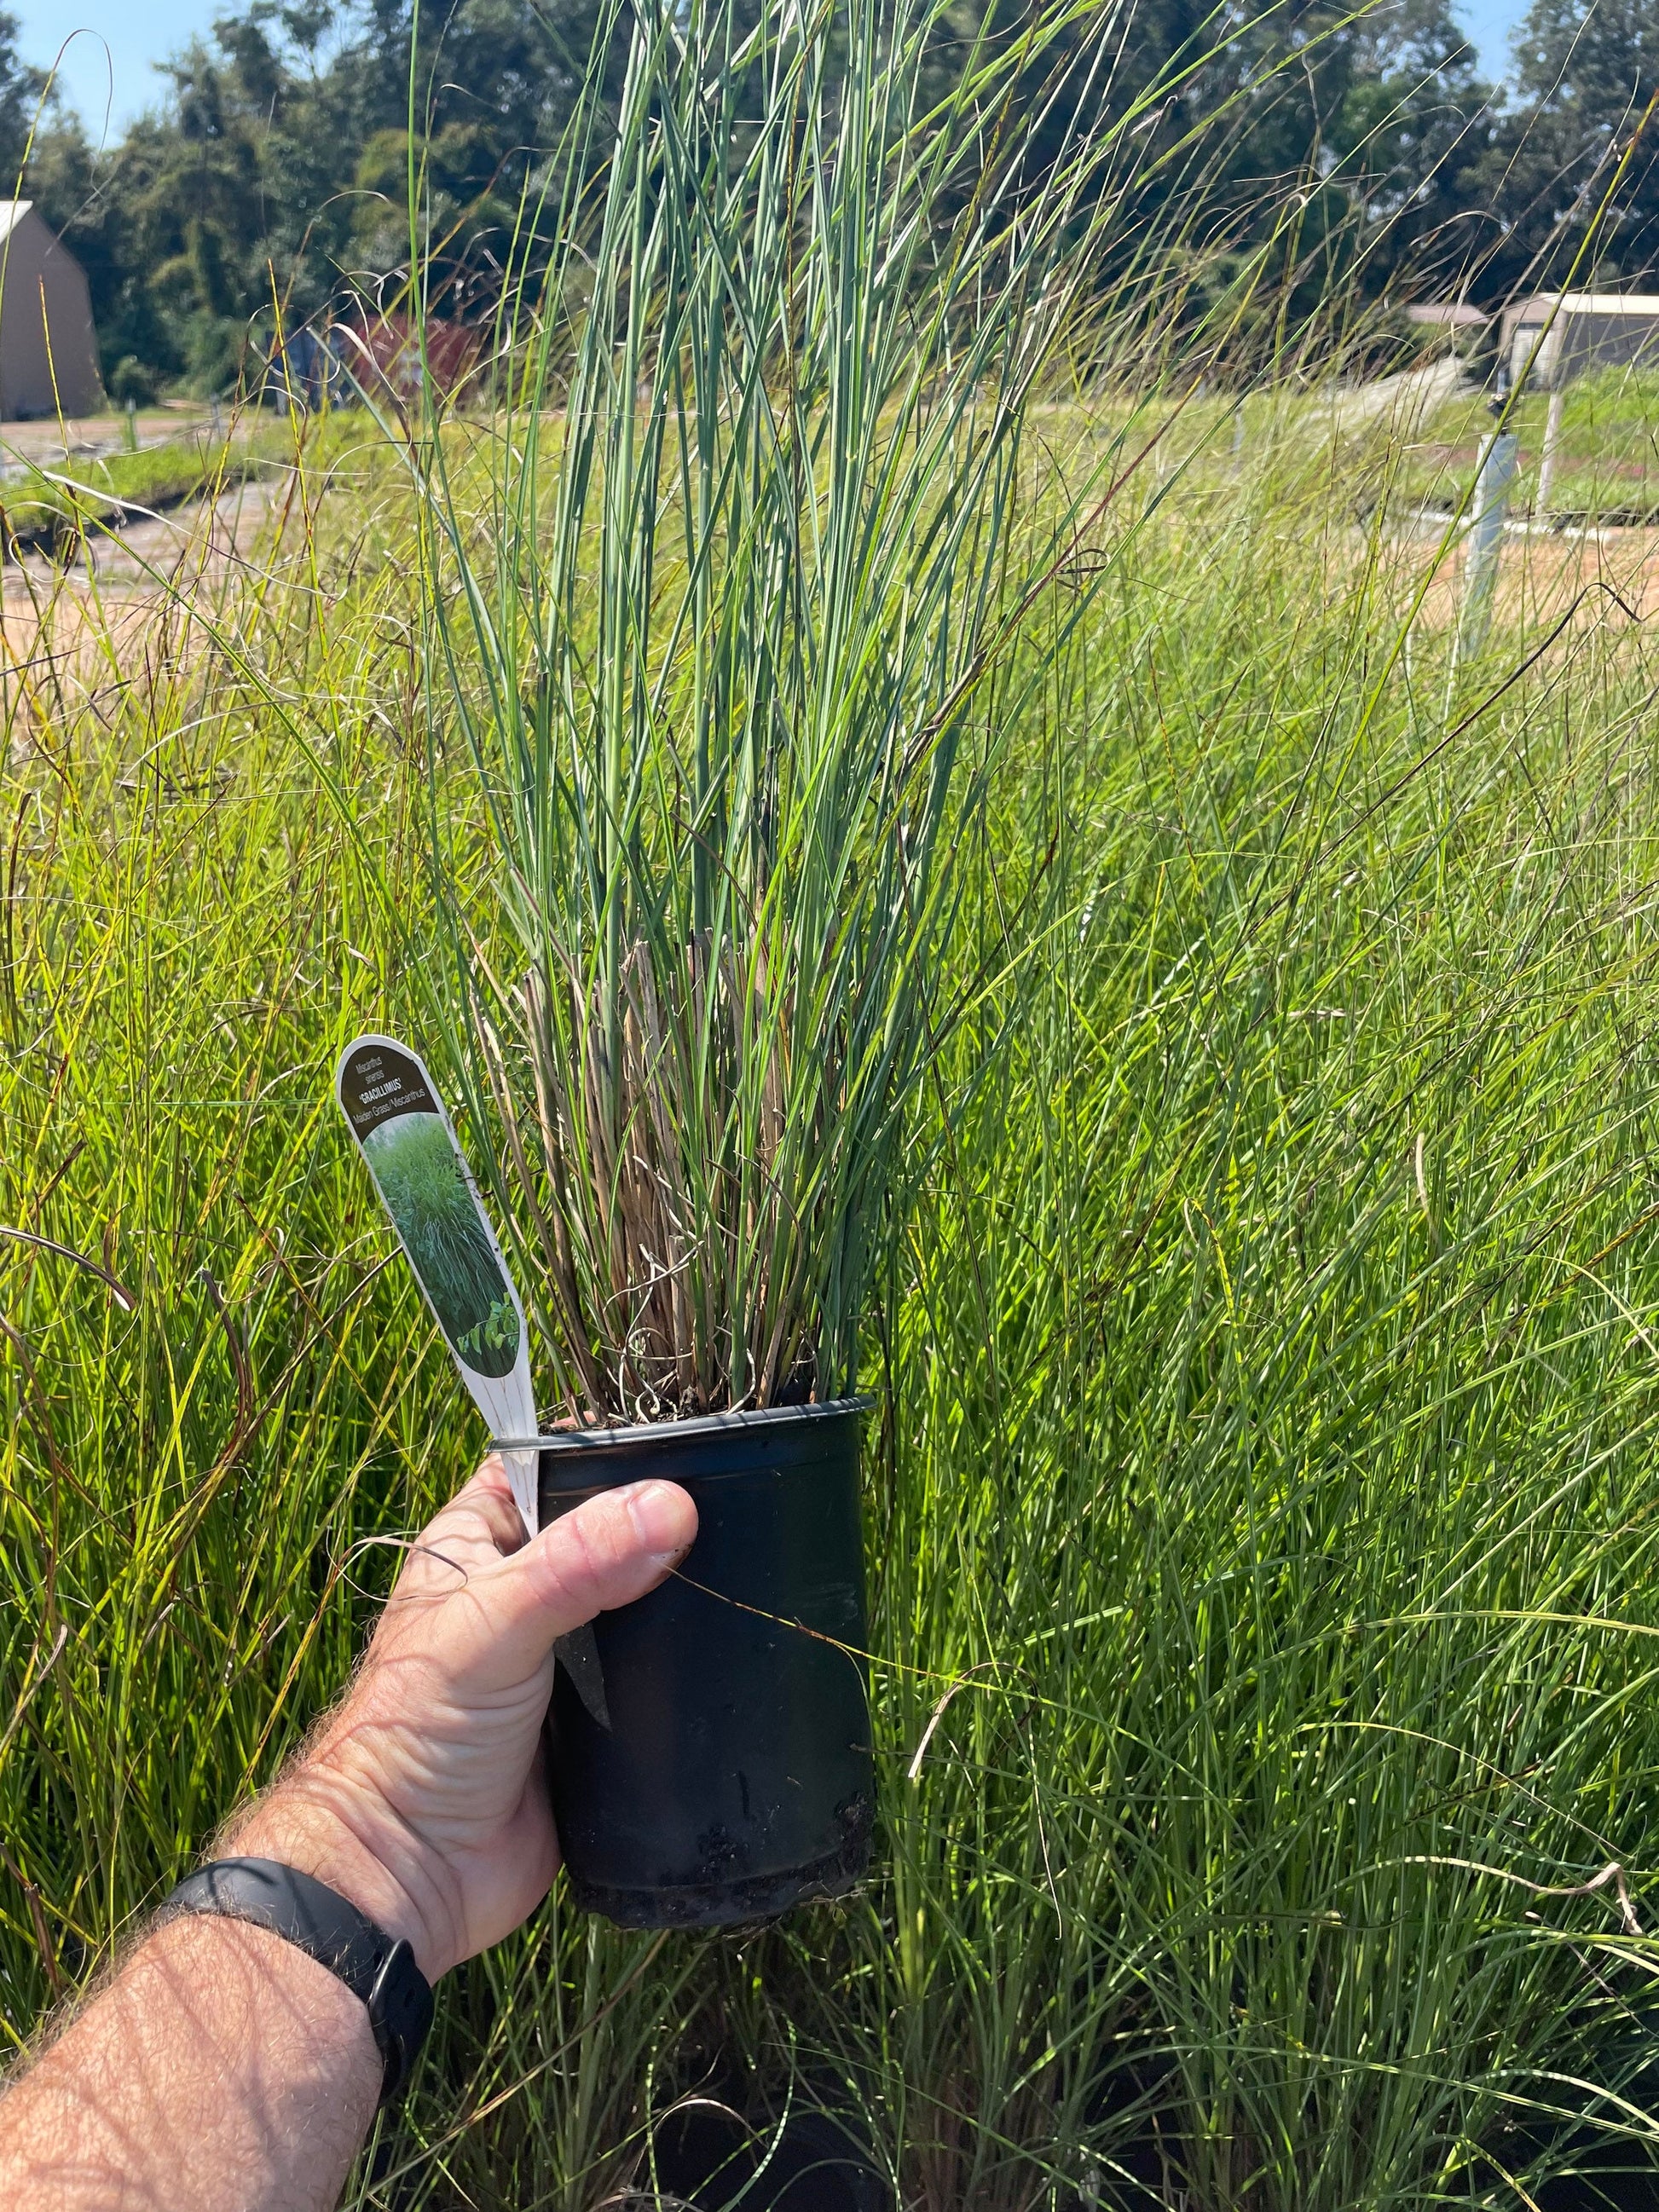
[18,0,1530,143]
[19,0,228,141]
[1458,0,1526,79]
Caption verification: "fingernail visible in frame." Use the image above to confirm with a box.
[621,1479,697,1561]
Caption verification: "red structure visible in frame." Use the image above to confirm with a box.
[265,311,482,411]
[340,313,480,403]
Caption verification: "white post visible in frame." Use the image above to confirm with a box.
[1535,385,1564,513]
[1455,430,1520,666]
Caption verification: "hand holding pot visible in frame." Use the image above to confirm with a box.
[232,1456,697,1980]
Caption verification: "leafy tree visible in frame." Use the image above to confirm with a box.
[973,0,1490,372]
[27,0,628,390]
[1471,0,1659,298]
[22,0,1501,396]
[1162,0,1490,317]
[0,9,45,190]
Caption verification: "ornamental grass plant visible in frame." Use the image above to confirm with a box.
[412,0,1134,1423]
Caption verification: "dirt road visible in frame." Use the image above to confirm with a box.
[0,476,280,713]
[0,406,213,470]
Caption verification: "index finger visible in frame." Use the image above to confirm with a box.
[442,1454,532,1556]
[390,1460,529,1604]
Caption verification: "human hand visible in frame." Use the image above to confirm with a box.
[230,1457,697,1981]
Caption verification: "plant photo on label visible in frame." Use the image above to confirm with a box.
[361,1112,520,1377]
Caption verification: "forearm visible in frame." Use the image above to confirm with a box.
[0,1462,693,2211]
[0,1915,381,2212]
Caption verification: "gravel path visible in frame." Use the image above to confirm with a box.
[0,477,280,712]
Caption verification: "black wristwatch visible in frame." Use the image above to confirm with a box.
[158,1857,435,2108]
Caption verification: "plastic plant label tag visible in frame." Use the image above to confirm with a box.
[336,1033,539,1535]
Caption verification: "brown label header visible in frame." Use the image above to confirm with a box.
[338,1040,436,1140]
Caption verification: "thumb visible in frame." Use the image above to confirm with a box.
[469,1479,697,1683]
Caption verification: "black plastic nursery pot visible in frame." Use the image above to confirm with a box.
[523,1398,873,1929]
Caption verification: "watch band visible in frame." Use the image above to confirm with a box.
[157,1857,434,2108]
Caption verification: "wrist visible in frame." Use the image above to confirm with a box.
[231,1774,456,1984]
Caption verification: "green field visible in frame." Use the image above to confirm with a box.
[1378,365,1659,521]
[2,389,1658,2207]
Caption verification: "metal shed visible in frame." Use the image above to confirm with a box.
[1503,292,1659,393]
[0,202,102,419]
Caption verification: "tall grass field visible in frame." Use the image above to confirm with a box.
[9,140,1659,2212]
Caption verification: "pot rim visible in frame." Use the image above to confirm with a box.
[494,1395,869,1455]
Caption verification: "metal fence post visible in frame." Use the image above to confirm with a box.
[1535,386,1564,514]
[1455,428,1520,666]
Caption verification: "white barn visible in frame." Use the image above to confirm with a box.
[0,202,101,419]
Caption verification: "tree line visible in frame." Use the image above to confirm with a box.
[4,0,1658,401]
